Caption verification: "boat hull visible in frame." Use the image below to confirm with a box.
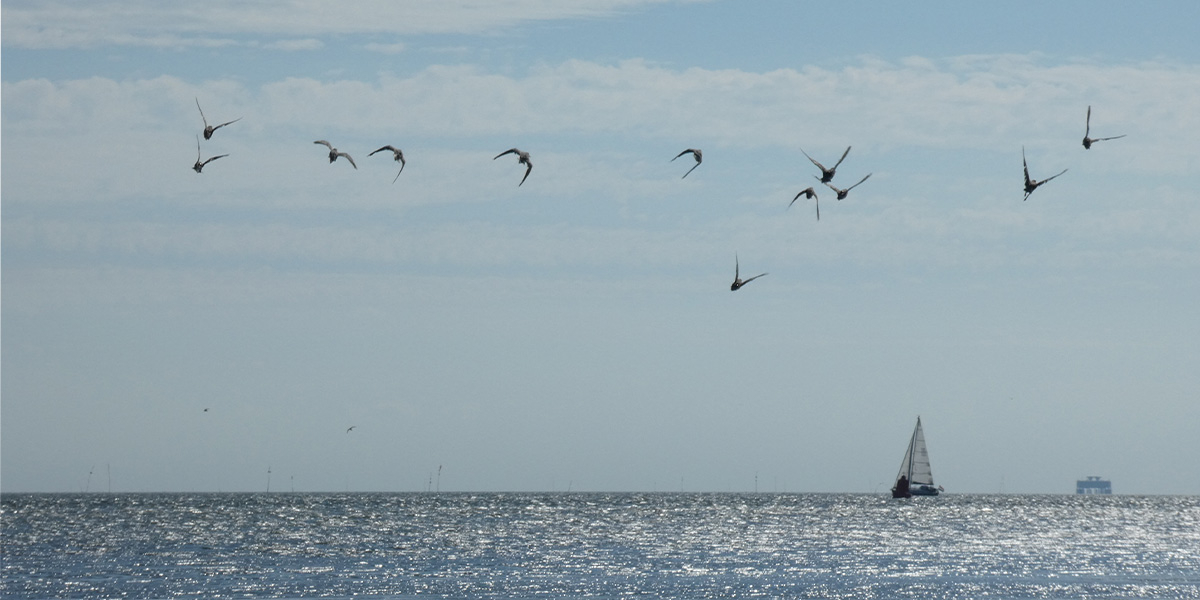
[910,485,940,496]
[891,482,939,498]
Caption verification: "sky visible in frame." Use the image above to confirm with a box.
[3,1,1199,495]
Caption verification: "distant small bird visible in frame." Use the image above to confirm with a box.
[802,146,851,183]
[369,145,407,183]
[1022,146,1067,200]
[672,148,702,178]
[494,148,533,186]
[195,98,241,140]
[193,136,228,173]
[730,254,767,291]
[820,173,871,200]
[1082,105,1126,149]
[346,426,356,434]
[314,140,357,169]
[790,186,820,220]
[203,408,209,412]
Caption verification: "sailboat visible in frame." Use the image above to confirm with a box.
[891,416,942,498]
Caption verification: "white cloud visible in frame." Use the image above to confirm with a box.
[364,42,407,55]
[1,0,701,49]
[264,38,325,52]
[4,55,1199,280]
[5,54,1197,184]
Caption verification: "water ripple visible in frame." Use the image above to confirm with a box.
[3,493,1199,599]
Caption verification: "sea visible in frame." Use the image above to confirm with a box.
[2,492,1198,599]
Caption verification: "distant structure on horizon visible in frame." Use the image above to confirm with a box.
[1076,476,1112,495]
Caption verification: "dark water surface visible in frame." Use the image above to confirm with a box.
[3,493,1198,599]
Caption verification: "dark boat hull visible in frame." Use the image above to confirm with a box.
[892,480,939,498]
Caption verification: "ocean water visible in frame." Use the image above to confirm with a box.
[2,493,1198,599]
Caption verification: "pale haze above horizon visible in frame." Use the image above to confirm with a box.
[3,1,1199,495]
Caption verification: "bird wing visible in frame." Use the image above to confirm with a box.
[213,117,241,130]
[789,187,815,208]
[196,135,202,159]
[1094,134,1127,142]
[671,149,693,162]
[393,153,407,182]
[820,179,841,194]
[681,161,701,179]
[846,173,872,191]
[519,160,532,186]
[201,154,229,167]
[314,140,333,150]
[495,148,520,160]
[831,146,852,170]
[1085,105,1092,137]
[743,273,768,284]
[195,98,208,127]
[370,145,396,156]
[800,148,827,172]
[1042,168,1067,184]
[339,152,357,169]
[1022,147,1033,186]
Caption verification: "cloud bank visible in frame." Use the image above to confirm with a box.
[1,0,699,49]
[5,54,1199,282]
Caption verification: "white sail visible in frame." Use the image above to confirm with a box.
[906,417,935,487]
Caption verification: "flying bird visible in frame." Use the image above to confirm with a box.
[314,140,357,169]
[195,98,241,140]
[672,148,703,178]
[819,173,871,200]
[346,426,356,434]
[730,254,767,291]
[193,136,228,173]
[369,145,407,183]
[802,146,851,183]
[494,148,533,186]
[1022,146,1067,200]
[790,186,820,220]
[1082,105,1126,149]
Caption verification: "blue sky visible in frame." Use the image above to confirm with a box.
[3,1,1199,494]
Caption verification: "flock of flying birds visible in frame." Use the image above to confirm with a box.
[190,100,1125,292]
[1021,105,1126,201]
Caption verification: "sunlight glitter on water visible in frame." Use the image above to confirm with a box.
[2,493,1199,599]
